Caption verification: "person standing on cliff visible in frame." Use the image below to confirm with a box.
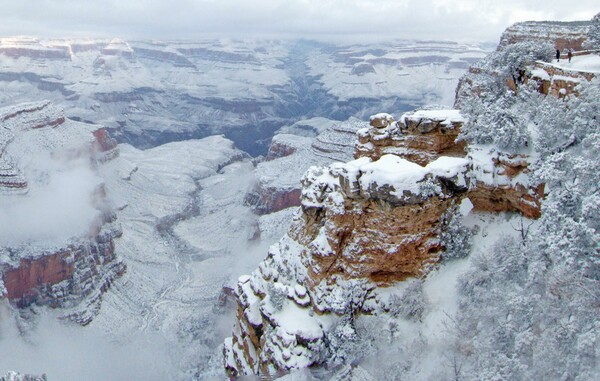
[556,49,560,62]
[568,49,573,63]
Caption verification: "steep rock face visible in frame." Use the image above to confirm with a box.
[498,21,591,51]
[225,151,470,377]
[2,218,125,321]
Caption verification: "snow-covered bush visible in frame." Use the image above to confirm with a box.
[387,279,427,322]
[439,205,472,261]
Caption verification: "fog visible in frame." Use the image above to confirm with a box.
[0,156,100,248]
[0,0,597,42]
[0,303,174,380]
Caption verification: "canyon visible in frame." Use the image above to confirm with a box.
[0,14,598,381]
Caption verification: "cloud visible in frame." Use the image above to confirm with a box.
[0,0,597,41]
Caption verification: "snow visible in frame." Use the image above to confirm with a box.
[540,53,600,74]
[400,108,465,126]
[530,67,551,80]
[552,74,582,83]
[358,154,428,196]
[426,156,470,182]
[369,112,393,121]
[272,300,323,340]
[307,41,488,104]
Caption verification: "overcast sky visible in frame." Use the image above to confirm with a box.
[0,0,597,42]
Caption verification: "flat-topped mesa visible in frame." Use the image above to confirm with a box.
[101,38,134,58]
[356,109,466,166]
[225,154,470,378]
[0,37,71,60]
[0,101,124,324]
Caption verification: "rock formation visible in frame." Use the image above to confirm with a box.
[226,97,552,377]
[498,20,591,51]
[356,110,466,165]
[0,101,124,324]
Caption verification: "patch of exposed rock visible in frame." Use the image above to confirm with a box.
[357,110,466,165]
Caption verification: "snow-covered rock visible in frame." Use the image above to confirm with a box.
[225,140,471,377]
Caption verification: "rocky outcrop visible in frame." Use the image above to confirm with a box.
[2,218,124,315]
[92,127,119,161]
[530,61,596,98]
[0,158,27,194]
[226,104,548,377]
[467,148,543,219]
[245,186,302,215]
[266,135,299,160]
[248,120,365,215]
[225,149,470,377]
[356,110,466,165]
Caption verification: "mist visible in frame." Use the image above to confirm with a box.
[0,303,174,380]
[0,156,100,248]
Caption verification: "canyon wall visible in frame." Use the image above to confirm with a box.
[0,101,124,324]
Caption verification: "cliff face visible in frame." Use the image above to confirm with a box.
[225,151,470,378]
[498,21,591,51]
[0,101,124,323]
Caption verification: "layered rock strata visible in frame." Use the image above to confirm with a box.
[530,60,597,98]
[0,101,124,323]
[498,21,591,51]
[356,111,466,165]
[246,119,366,215]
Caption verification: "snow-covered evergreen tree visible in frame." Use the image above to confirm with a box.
[584,12,600,50]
